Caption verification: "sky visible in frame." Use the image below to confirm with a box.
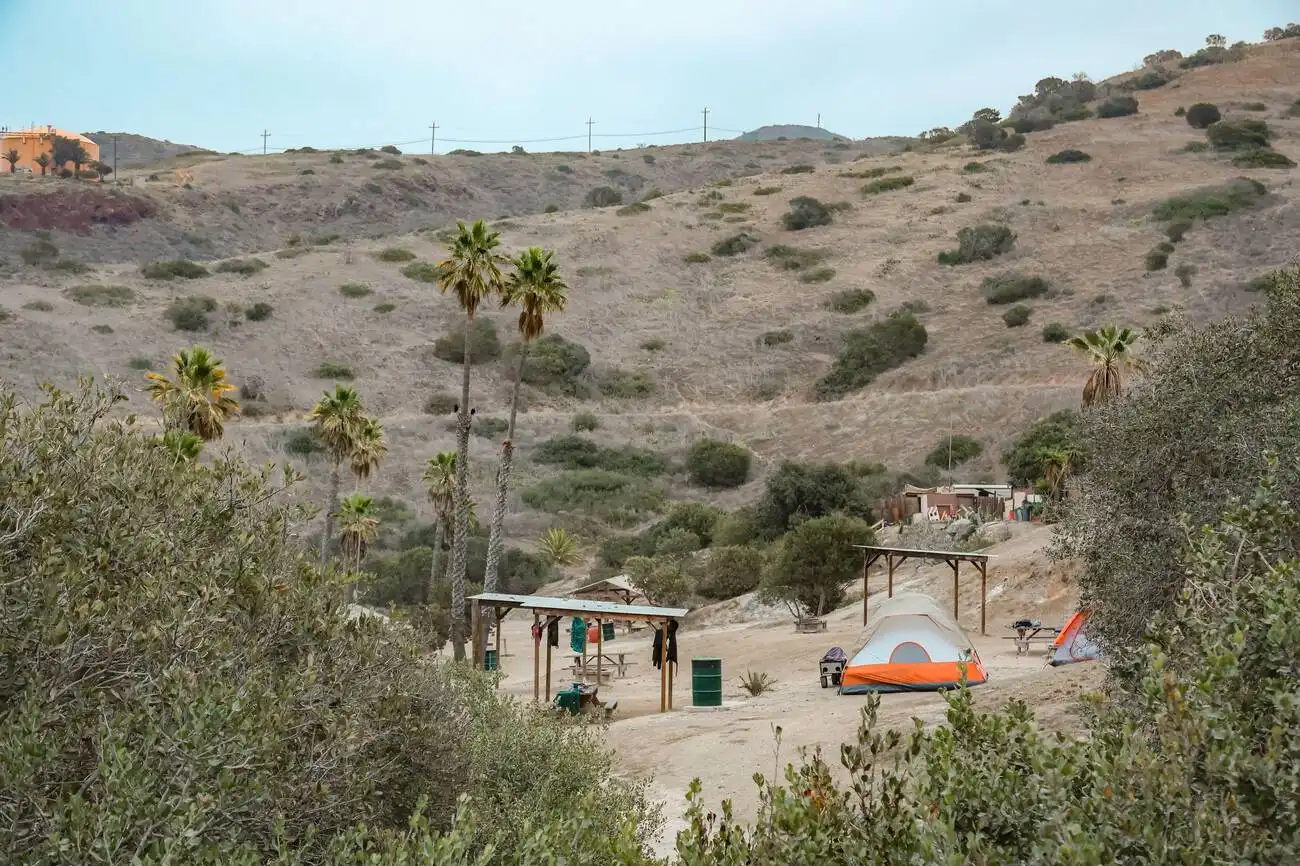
[0,0,1292,153]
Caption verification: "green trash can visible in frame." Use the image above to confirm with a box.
[483,649,498,671]
[691,657,723,707]
[602,621,616,642]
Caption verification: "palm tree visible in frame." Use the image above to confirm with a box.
[538,527,580,566]
[34,153,50,176]
[422,451,458,605]
[2,150,18,173]
[337,493,380,575]
[349,416,388,489]
[1067,326,1140,409]
[435,219,505,661]
[1038,446,1081,500]
[308,386,366,565]
[483,247,569,596]
[144,346,240,440]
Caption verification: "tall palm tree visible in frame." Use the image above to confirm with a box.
[144,346,240,440]
[435,219,505,661]
[2,150,19,173]
[422,451,458,605]
[337,493,380,575]
[34,153,50,176]
[308,386,366,565]
[1067,326,1140,409]
[349,416,388,489]
[483,247,568,596]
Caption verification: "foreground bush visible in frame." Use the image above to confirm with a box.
[0,382,659,864]
[1206,118,1272,151]
[781,196,836,231]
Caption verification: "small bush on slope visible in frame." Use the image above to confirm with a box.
[937,224,1016,265]
[0,382,658,865]
[815,312,928,400]
[1151,177,1266,222]
[924,434,983,468]
[686,438,752,488]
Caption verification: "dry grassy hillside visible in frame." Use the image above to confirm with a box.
[1,41,1298,545]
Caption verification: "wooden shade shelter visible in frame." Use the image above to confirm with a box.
[568,574,644,605]
[853,546,994,635]
[468,593,689,713]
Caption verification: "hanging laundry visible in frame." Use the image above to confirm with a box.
[531,621,542,644]
[651,619,680,670]
[547,618,560,648]
[570,616,586,654]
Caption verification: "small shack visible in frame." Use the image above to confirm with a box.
[468,593,689,713]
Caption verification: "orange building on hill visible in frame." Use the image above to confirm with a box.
[0,126,100,174]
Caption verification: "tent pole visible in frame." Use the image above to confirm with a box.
[532,612,540,703]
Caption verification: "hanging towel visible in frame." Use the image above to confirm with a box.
[547,618,560,648]
[570,616,586,654]
[652,619,680,669]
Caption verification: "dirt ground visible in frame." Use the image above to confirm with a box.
[485,523,1102,854]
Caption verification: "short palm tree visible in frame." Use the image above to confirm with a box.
[34,152,50,176]
[2,149,19,173]
[308,386,367,565]
[157,428,204,463]
[1068,326,1140,408]
[483,247,569,595]
[337,493,380,575]
[422,451,458,604]
[144,346,240,440]
[435,219,505,661]
[349,416,388,488]
[538,527,580,566]
[1038,445,1081,500]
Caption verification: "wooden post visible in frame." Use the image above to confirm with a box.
[978,560,987,636]
[544,618,553,702]
[596,618,604,686]
[951,559,960,622]
[887,554,895,598]
[861,549,869,626]
[659,621,668,713]
[668,658,674,709]
[532,612,540,703]
[470,600,482,669]
[494,609,502,659]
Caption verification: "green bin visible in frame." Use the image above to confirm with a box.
[602,621,616,642]
[691,657,723,707]
[483,648,498,671]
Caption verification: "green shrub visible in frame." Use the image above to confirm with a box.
[687,439,752,488]
[372,158,402,170]
[512,333,591,392]
[432,318,501,364]
[1124,69,1173,90]
[245,301,273,321]
[840,165,900,179]
[924,434,983,468]
[544,203,560,213]
[424,393,458,415]
[1144,248,1169,271]
[1185,102,1221,128]
[1151,177,1266,222]
[522,469,664,526]
[1042,322,1070,343]
[127,356,153,370]
[1233,149,1297,168]
[1046,149,1092,164]
[753,185,782,195]
[401,261,439,283]
[164,295,218,331]
[616,201,651,216]
[1175,263,1198,287]
[760,329,794,346]
[339,282,372,298]
[1240,101,1267,111]
[313,361,355,379]
[21,300,52,312]
[583,186,623,207]
[1002,303,1032,327]
[214,257,269,276]
[375,247,416,262]
[65,284,135,307]
[275,246,310,260]
[697,546,766,599]
[90,324,113,334]
[1097,95,1140,118]
[764,245,828,271]
[861,175,914,195]
[1182,140,1210,153]
[711,231,759,256]
[956,192,972,203]
[997,132,1026,153]
[781,196,835,231]
[780,164,815,174]
[683,251,711,264]
[599,368,655,399]
[815,312,928,400]
[825,288,875,313]
[571,411,600,432]
[717,202,751,214]
[799,267,835,284]
[1165,218,1194,242]
[937,224,1016,265]
[1206,119,1271,150]
[1174,105,1187,116]
[640,338,665,352]
[760,513,876,615]
[142,259,208,280]
[449,415,508,439]
[963,162,989,173]
[981,273,1049,304]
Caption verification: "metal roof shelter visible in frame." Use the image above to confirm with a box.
[468,593,689,713]
[853,546,994,635]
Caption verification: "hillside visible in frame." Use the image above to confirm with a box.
[737,124,850,142]
[82,131,208,168]
[1,40,1298,551]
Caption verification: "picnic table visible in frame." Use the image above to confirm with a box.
[569,651,633,680]
[1003,619,1059,656]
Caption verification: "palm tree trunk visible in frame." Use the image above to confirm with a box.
[482,344,529,596]
[424,518,446,604]
[448,314,475,662]
[319,460,342,565]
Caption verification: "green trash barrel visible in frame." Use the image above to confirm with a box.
[691,657,723,707]
[483,649,499,671]
[602,621,616,642]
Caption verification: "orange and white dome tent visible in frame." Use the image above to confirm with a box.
[1049,609,1101,666]
[840,592,988,694]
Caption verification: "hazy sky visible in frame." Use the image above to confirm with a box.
[0,0,1290,153]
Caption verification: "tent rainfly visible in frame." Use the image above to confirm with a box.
[840,592,988,694]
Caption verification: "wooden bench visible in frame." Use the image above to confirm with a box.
[795,616,828,634]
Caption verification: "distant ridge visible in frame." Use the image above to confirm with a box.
[83,132,209,169]
[735,124,848,142]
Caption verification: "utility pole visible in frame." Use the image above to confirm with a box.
[702,107,709,142]
[817,112,821,129]
[586,117,595,152]
[261,129,270,155]
[429,120,438,154]
[113,135,118,185]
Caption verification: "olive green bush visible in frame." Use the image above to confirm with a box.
[815,312,928,400]
[923,434,982,468]
[686,438,753,488]
[697,546,767,599]
[532,434,671,476]
[759,514,875,616]
[937,224,1016,265]
[0,382,658,865]
[432,318,501,364]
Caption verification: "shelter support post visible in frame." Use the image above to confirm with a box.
[470,600,482,669]
[950,559,960,623]
[977,560,987,636]
[544,622,553,701]
[861,550,869,626]
[596,618,604,685]
[887,554,895,598]
[659,620,668,713]
[532,612,540,703]
[668,658,674,709]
